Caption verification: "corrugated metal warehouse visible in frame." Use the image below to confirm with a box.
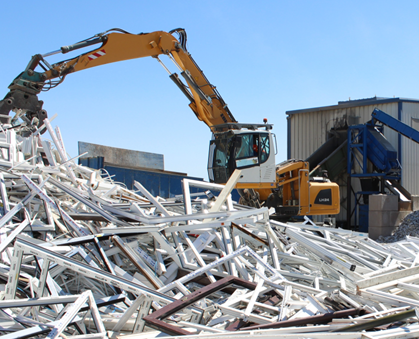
[286,97,419,228]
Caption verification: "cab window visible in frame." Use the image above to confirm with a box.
[260,134,270,163]
[235,134,259,159]
[234,134,259,168]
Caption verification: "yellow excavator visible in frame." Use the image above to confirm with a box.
[0,28,339,217]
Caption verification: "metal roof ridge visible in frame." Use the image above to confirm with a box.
[286,97,419,115]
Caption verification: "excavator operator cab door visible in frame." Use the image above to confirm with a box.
[207,130,276,185]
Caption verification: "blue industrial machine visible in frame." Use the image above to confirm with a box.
[347,108,419,230]
[347,109,402,181]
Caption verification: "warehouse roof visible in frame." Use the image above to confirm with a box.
[286,96,419,115]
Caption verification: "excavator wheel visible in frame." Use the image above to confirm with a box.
[238,189,261,208]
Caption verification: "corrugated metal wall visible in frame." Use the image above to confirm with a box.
[287,99,419,223]
[79,156,205,198]
[400,102,419,194]
[104,164,204,198]
[289,102,399,161]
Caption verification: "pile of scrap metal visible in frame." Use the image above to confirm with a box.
[2,118,419,339]
[378,210,419,243]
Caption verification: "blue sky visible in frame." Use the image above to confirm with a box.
[2,1,419,179]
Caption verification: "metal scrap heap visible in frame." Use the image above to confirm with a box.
[1,118,419,339]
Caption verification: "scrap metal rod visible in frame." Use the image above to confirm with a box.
[241,308,365,330]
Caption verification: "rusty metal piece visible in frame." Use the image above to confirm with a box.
[231,222,269,246]
[332,308,416,333]
[112,235,161,289]
[225,319,251,331]
[143,276,257,336]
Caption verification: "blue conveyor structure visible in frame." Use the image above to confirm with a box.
[346,108,419,230]
[347,111,401,180]
[348,108,419,179]
[372,108,419,144]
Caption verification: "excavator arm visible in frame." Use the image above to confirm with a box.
[0,28,236,131]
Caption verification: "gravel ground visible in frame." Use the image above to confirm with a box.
[378,210,419,242]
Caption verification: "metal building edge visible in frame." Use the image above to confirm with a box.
[286,97,419,116]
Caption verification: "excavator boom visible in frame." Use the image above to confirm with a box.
[1,28,236,130]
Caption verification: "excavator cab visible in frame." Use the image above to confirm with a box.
[208,123,277,187]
